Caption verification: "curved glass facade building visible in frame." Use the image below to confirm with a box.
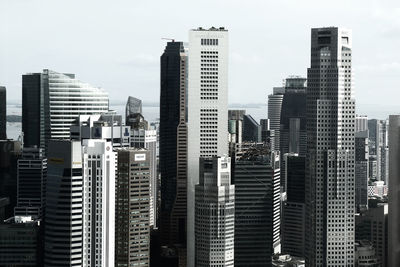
[23,69,109,150]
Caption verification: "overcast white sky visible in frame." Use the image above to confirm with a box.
[1,0,400,118]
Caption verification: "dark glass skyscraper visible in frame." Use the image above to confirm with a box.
[242,114,260,142]
[0,86,6,140]
[159,41,188,255]
[233,144,281,266]
[279,77,307,157]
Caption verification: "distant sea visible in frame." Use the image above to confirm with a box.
[6,103,267,140]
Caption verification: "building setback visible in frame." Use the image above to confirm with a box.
[305,27,355,266]
[195,156,234,267]
[115,148,150,267]
[233,145,281,266]
[187,27,229,266]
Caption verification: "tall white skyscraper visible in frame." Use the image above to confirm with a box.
[305,27,355,266]
[82,139,115,267]
[195,156,234,267]
[268,92,284,151]
[187,27,229,266]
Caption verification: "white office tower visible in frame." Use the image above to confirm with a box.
[268,93,284,151]
[389,115,400,266]
[187,27,229,266]
[131,129,158,228]
[195,156,234,267]
[82,139,115,267]
[45,140,83,266]
[305,27,355,266]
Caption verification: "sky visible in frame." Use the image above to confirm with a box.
[1,0,400,119]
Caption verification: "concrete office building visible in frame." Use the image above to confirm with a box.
[81,139,115,267]
[195,156,234,267]
[131,128,157,228]
[115,148,150,267]
[159,41,188,259]
[233,145,281,266]
[355,240,380,267]
[70,114,131,148]
[44,140,83,266]
[389,115,400,266]
[14,147,47,219]
[187,27,229,266]
[22,69,109,150]
[305,27,355,266]
[0,86,6,140]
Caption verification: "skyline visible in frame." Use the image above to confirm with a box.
[1,0,400,120]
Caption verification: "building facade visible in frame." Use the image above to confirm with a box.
[187,27,229,266]
[268,93,284,152]
[195,156,234,267]
[81,139,115,267]
[22,69,109,150]
[0,86,6,140]
[305,27,355,266]
[159,41,188,254]
[233,145,281,266]
[115,148,150,267]
[44,140,83,266]
[388,115,400,266]
[14,147,47,219]
[355,130,369,212]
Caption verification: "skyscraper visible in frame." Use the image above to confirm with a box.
[159,41,188,256]
[242,114,261,142]
[125,96,143,124]
[233,144,281,266]
[355,130,369,212]
[268,91,284,152]
[195,156,234,267]
[22,69,109,150]
[388,115,400,266]
[279,76,307,157]
[368,119,389,184]
[0,86,6,140]
[356,115,368,132]
[115,148,151,267]
[45,140,83,266]
[187,27,229,266]
[81,139,115,267]
[305,27,355,266]
[131,128,157,228]
[14,147,47,219]
[281,154,306,258]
